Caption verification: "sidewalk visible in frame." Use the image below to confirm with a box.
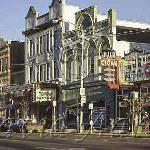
[0,129,150,140]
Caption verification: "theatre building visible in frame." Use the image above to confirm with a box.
[61,7,120,130]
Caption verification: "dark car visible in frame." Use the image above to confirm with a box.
[0,119,10,132]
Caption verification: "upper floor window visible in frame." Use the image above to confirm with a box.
[30,40,33,56]
[36,37,39,55]
[46,33,49,52]
[40,36,43,54]
[29,39,35,56]
[47,63,50,81]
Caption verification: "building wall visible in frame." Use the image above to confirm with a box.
[24,0,79,85]
[0,39,11,93]
[10,41,25,85]
[124,50,150,82]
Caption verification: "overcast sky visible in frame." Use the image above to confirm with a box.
[0,0,149,41]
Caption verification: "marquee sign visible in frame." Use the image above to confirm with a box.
[99,59,118,67]
[98,51,120,89]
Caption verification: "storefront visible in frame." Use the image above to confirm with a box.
[30,83,60,128]
[61,80,116,130]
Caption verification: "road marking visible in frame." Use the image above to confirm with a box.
[36,147,56,150]
[36,147,86,150]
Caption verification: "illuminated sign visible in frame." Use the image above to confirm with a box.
[99,50,116,58]
[99,59,118,67]
[98,55,120,89]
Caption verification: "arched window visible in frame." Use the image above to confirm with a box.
[66,48,73,81]
[88,40,96,75]
[75,43,82,79]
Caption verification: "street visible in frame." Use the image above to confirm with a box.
[0,134,150,150]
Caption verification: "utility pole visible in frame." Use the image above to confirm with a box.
[80,31,86,133]
[131,91,138,137]
[131,93,135,137]
[53,100,57,132]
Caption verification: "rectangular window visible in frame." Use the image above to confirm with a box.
[40,65,43,81]
[50,31,52,51]
[2,58,4,72]
[43,35,46,53]
[30,67,33,83]
[43,64,46,81]
[141,87,147,94]
[46,33,49,52]
[36,37,39,55]
[33,40,35,56]
[127,65,131,69]
[30,40,33,56]
[47,63,50,81]
[5,57,8,71]
[138,63,141,67]
[40,36,43,54]
[37,65,39,82]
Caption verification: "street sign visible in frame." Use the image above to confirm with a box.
[81,95,86,104]
[53,101,57,107]
[89,103,93,109]
[80,88,85,96]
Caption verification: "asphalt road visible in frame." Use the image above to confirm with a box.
[0,134,150,150]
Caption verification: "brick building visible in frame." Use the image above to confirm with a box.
[0,38,24,118]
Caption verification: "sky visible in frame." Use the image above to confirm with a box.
[0,0,149,41]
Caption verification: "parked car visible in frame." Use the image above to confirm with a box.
[0,119,10,132]
[10,118,27,133]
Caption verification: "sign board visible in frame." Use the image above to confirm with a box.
[99,59,118,67]
[89,103,93,109]
[36,88,56,102]
[98,55,120,89]
[53,101,57,107]
[81,95,86,104]
[80,88,85,96]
